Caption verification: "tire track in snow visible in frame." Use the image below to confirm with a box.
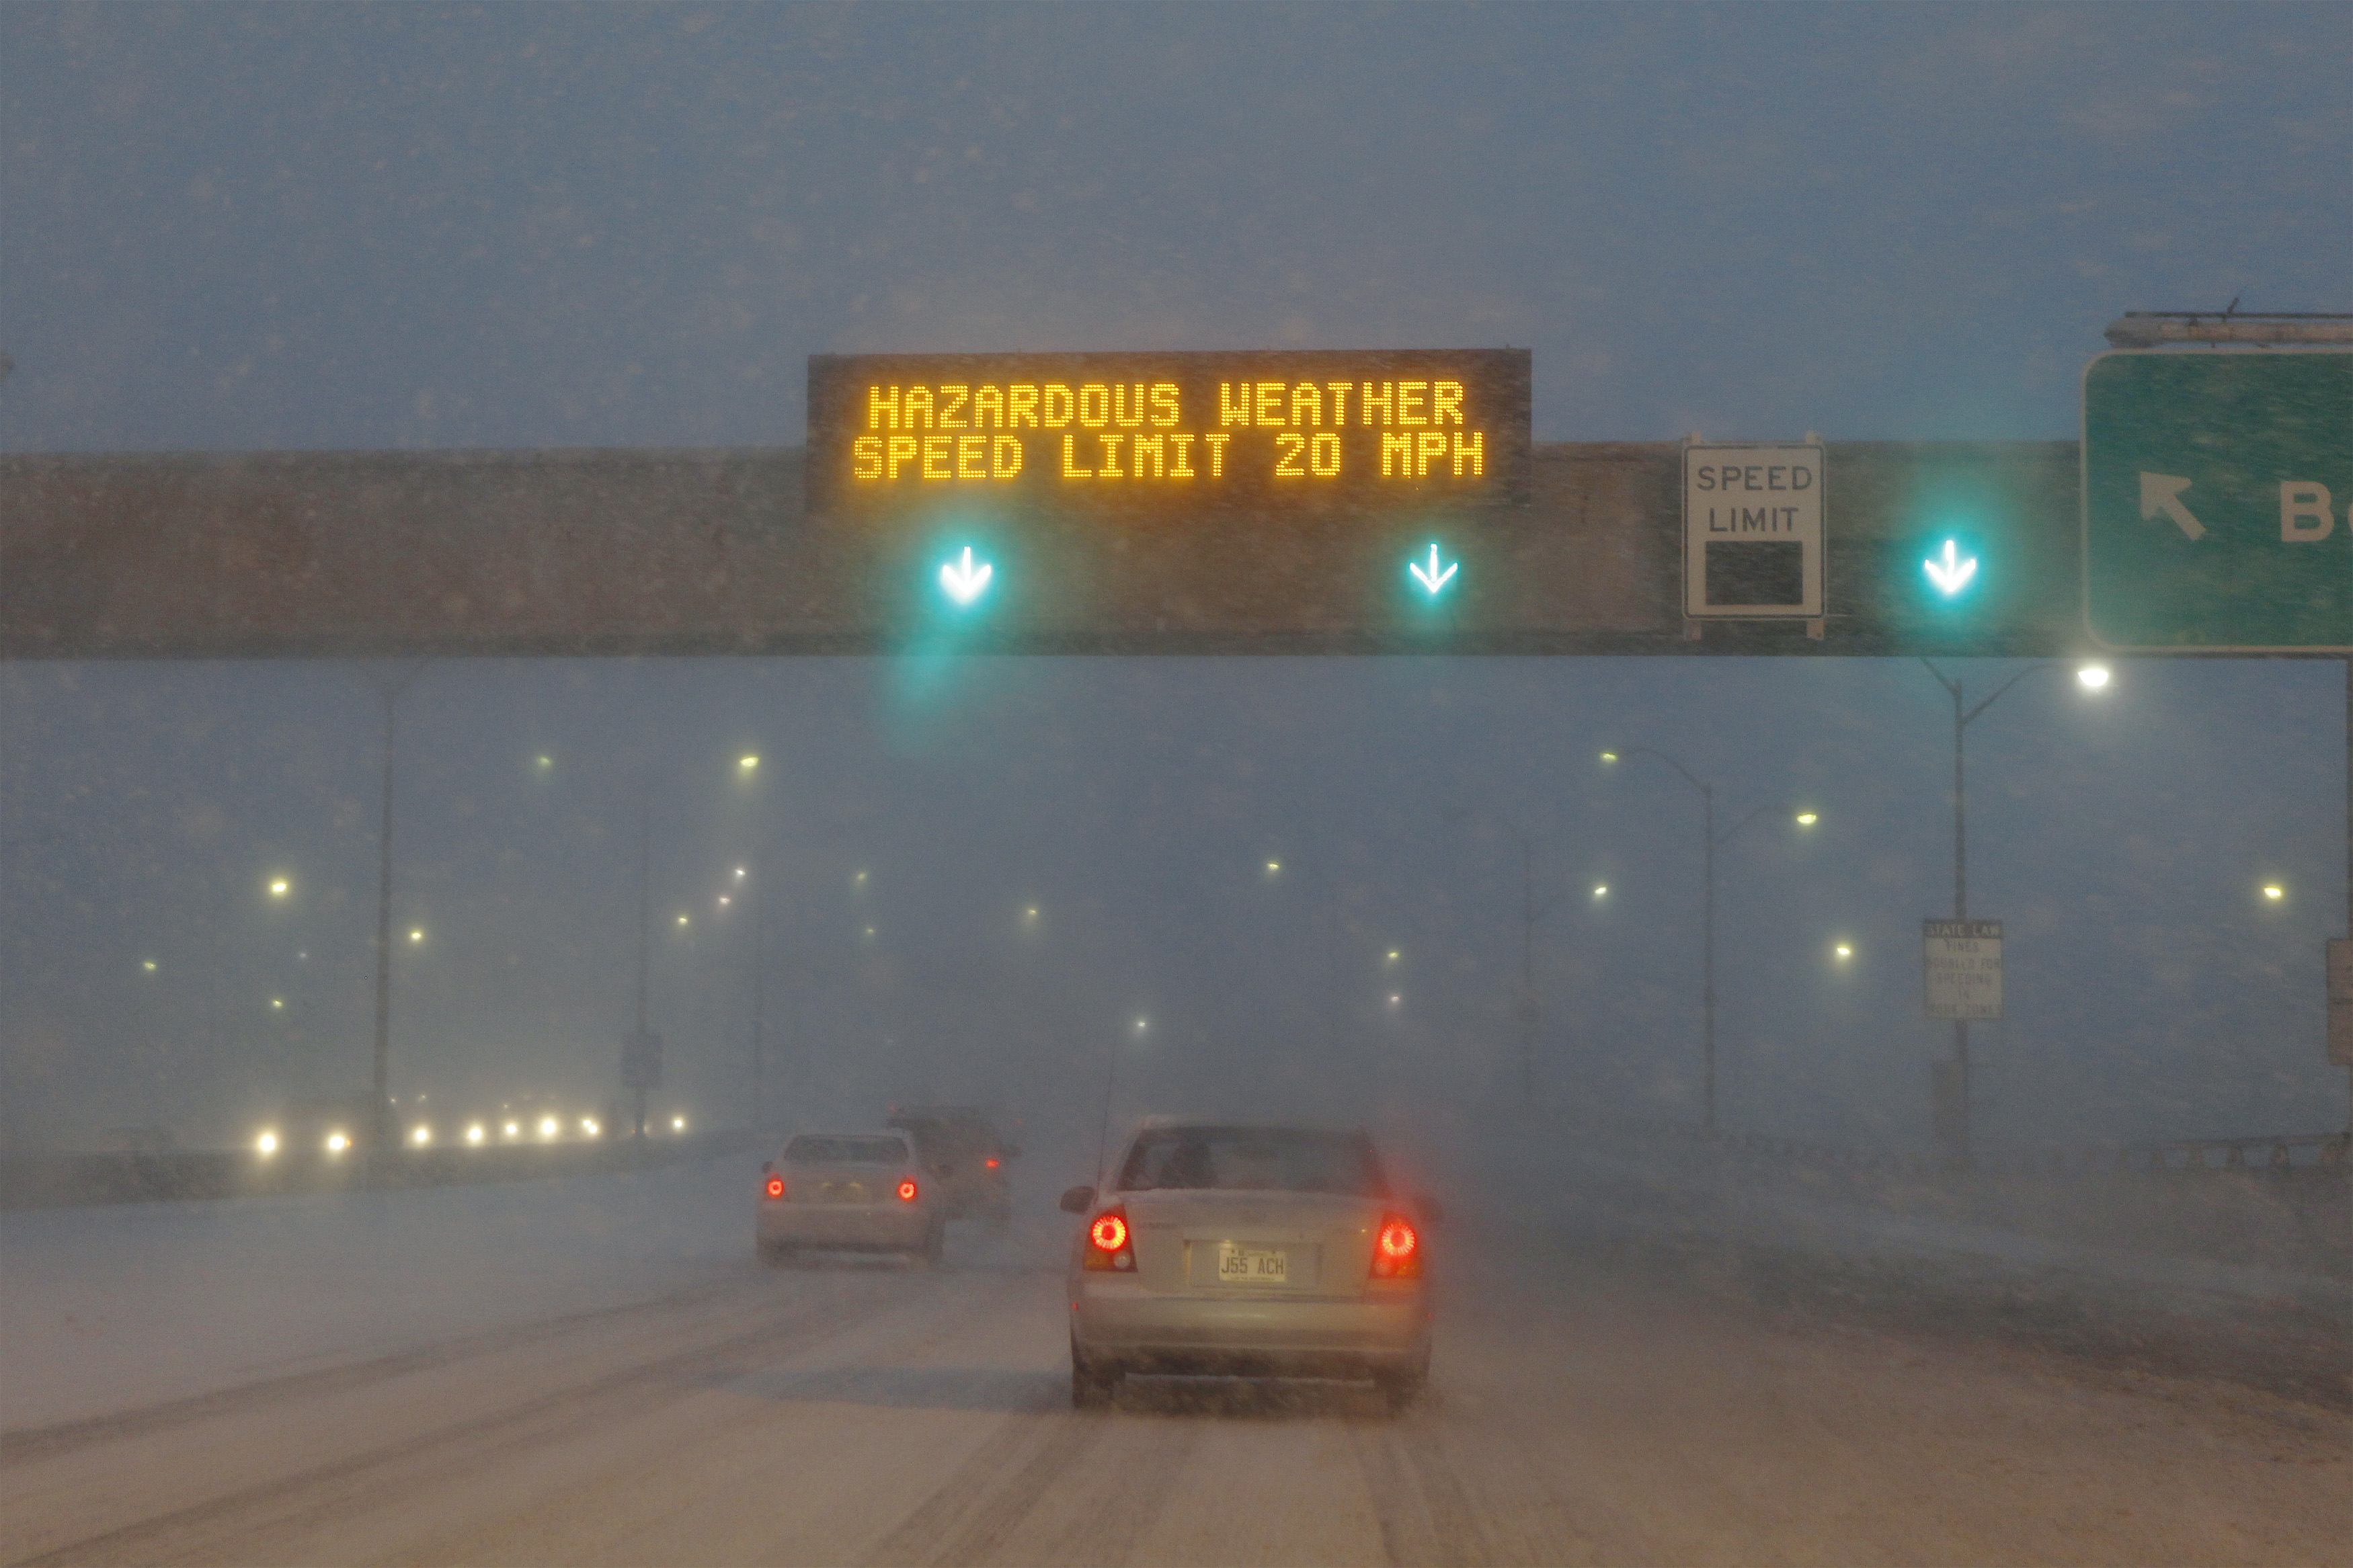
[0,1275,761,1465]
[1350,1410,1492,1567]
[6,1272,927,1567]
[856,1396,1088,1566]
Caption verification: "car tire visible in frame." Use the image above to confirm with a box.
[912,1221,945,1268]
[1071,1354,1118,1409]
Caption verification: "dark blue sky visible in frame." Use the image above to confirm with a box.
[2,2,2345,450]
[1,3,2344,1155]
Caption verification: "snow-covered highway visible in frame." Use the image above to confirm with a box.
[3,1152,2344,1566]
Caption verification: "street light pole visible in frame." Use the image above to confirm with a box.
[632,784,651,1139]
[1262,854,1349,1082]
[1518,836,1544,1100]
[1917,659,2068,1167]
[1603,750,1806,1137]
[749,854,766,1132]
[1702,783,1717,1137]
[364,663,424,1153]
[1604,749,1716,1131]
[1445,811,1554,1104]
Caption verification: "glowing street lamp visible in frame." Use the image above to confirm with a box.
[255,1130,280,1157]
[1833,942,1854,961]
[738,755,760,774]
[267,876,292,899]
[465,1123,486,1145]
[2261,883,2285,903]
[1795,812,1819,827]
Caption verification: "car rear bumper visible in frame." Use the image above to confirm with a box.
[760,1205,930,1251]
[1071,1280,1429,1375]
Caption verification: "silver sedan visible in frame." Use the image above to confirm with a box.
[1062,1120,1435,1411]
[758,1131,942,1266]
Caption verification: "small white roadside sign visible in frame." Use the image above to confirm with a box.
[1923,919,2003,1020]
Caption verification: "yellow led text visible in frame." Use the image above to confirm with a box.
[851,434,1025,482]
[867,382,1181,431]
[1218,380,1466,429]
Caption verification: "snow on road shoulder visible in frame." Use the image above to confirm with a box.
[1,1153,764,1432]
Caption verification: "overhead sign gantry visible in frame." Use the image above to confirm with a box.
[0,345,2128,659]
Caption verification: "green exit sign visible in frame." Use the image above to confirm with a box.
[2082,352,2350,652]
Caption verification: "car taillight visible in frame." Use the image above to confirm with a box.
[1084,1207,1133,1271]
[764,1175,786,1200]
[984,1157,1000,1169]
[1371,1214,1421,1279]
[897,1178,919,1202]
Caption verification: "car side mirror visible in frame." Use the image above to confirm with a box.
[1417,1194,1445,1225]
[760,1161,772,1175]
[1059,1185,1095,1214]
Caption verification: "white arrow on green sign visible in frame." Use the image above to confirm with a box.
[2081,351,2350,652]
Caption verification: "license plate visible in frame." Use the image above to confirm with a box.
[1216,1243,1288,1284]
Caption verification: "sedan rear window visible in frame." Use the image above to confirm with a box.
[782,1136,907,1165]
[1116,1127,1388,1196]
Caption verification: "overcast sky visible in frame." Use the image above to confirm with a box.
[1,3,2344,1157]
[3,1,2345,450]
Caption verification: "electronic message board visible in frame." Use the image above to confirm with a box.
[807,349,1532,519]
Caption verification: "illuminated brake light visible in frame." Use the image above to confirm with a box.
[1371,1214,1421,1279]
[984,1157,1000,1170]
[1084,1207,1134,1271]
[897,1178,918,1203]
[764,1175,786,1200]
